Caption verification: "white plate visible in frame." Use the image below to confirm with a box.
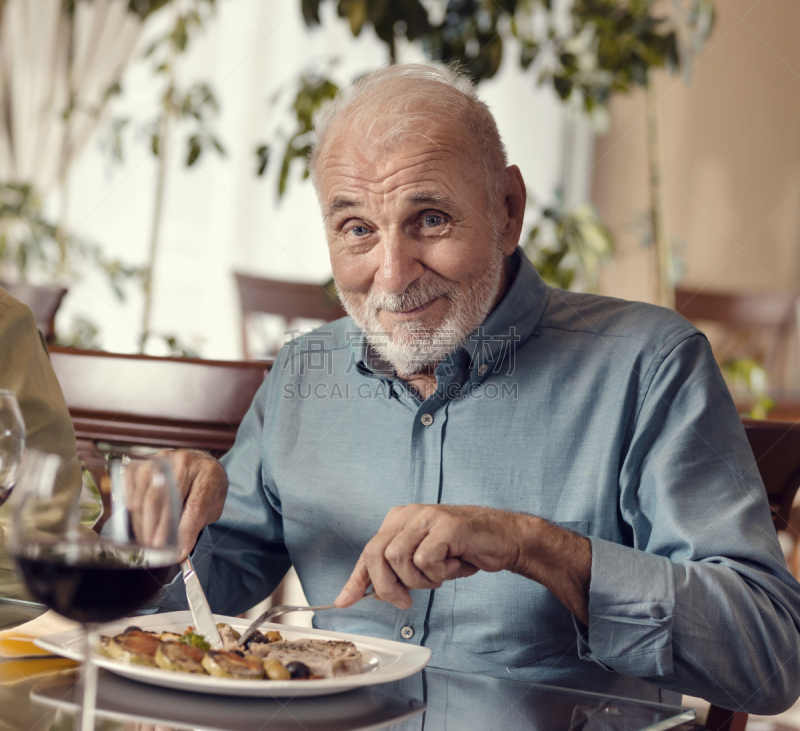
[35,610,431,698]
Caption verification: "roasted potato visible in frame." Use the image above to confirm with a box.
[155,641,206,674]
[201,650,265,680]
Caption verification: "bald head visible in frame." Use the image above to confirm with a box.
[309,64,508,207]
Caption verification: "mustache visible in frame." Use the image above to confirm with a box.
[367,278,458,313]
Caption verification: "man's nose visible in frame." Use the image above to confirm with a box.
[374,234,424,294]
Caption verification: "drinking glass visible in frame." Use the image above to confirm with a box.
[0,389,25,507]
[10,453,181,731]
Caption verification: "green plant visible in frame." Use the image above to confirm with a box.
[98,0,225,353]
[721,358,774,421]
[256,71,340,197]
[0,184,144,347]
[0,0,218,351]
[261,0,714,302]
[523,194,615,292]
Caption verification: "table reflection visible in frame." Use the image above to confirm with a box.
[20,666,694,731]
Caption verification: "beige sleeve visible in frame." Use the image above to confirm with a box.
[0,291,82,600]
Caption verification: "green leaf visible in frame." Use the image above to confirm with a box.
[338,0,368,36]
[301,0,323,26]
[171,15,188,52]
[128,0,172,20]
[553,75,573,99]
[255,144,270,176]
[186,135,202,166]
[211,136,225,155]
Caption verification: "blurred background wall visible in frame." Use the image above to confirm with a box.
[596,0,800,304]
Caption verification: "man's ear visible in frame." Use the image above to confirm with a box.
[498,166,527,255]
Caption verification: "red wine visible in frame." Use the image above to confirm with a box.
[15,542,176,624]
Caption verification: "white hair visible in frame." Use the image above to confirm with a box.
[309,63,508,206]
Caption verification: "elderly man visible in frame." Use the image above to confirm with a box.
[161,64,800,712]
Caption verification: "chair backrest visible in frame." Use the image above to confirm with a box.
[48,347,271,482]
[675,288,798,387]
[234,272,347,359]
[742,417,800,532]
[0,280,68,341]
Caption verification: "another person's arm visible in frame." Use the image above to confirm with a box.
[0,293,82,600]
[0,295,81,486]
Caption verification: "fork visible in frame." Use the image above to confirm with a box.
[237,590,378,647]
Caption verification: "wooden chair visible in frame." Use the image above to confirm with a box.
[234,272,346,359]
[675,288,798,389]
[48,346,271,486]
[0,280,67,341]
[704,418,800,731]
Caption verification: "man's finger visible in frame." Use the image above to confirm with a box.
[177,500,207,560]
[335,557,371,607]
[360,537,412,608]
[385,532,444,590]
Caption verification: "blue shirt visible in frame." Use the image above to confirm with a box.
[160,250,800,713]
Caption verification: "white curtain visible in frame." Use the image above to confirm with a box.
[0,0,144,193]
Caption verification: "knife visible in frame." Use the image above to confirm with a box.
[181,557,223,648]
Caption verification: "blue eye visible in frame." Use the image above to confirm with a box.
[350,225,369,237]
[423,214,444,228]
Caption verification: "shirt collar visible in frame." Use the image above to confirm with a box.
[353,247,550,382]
[461,247,549,383]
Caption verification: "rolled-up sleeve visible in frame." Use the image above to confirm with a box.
[577,333,800,714]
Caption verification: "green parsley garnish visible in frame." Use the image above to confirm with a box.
[179,632,211,651]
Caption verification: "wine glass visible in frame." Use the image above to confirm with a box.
[9,453,181,731]
[0,390,25,506]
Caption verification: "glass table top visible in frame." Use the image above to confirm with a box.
[2,664,695,731]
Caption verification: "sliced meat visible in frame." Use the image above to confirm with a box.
[216,623,241,651]
[261,639,362,678]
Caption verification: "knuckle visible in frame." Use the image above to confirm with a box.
[413,550,431,569]
[362,543,381,563]
[383,544,405,565]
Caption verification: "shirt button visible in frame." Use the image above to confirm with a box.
[420,414,433,426]
[478,364,488,375]
[400,626,414,639]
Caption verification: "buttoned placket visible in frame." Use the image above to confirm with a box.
[388,357,470,646]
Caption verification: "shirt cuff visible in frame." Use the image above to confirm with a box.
[574,537,675,678]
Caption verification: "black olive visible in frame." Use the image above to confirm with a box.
[242,630,266,649]
[122,626,143,634]
[286,661,311,679]
[231,649,245,657]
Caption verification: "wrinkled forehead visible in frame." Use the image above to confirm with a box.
[316,113,479,197]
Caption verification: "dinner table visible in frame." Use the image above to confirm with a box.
[0,608,698,731]
[4,663,699,731]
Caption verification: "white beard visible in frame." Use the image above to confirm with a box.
[337,246,505,375]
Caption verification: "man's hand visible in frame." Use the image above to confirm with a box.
[155,449,228,560]
[335,504,592,624]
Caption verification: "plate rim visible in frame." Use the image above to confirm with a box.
[34,611,431,697]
